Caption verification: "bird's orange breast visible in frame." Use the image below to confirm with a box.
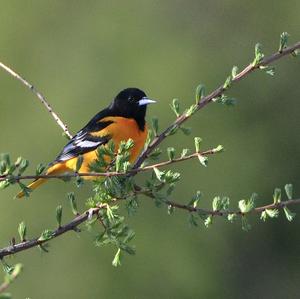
[62,117,147,175]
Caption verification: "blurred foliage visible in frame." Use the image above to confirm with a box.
[0,1,300,298]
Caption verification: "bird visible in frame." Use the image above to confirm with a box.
[17,88,156,198]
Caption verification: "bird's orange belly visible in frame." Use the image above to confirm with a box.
[63,117,147,177]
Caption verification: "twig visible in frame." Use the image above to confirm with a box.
[0,61,73,139]
[0,193,299,258]
[141,187,300,216]
[166,198,300,216]
[0,207,101,259]
[133,41,300,169]
[0,149,217,182]
[0,263,22,294]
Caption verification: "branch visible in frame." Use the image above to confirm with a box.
[0,264,22,294]
[0,207,101,259]
[134,185,300,215]
[0,148,218,182]
[0,191,299,258]
[133,41,300,169]
[0,61,73,139]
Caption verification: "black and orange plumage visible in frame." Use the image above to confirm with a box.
[17,88,155,198]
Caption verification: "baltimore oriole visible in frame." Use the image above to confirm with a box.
[17,88,155,198]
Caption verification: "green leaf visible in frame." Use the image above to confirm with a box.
[279,32,289,52]
[204,215,213,227]
[166,183,175,196]
[164,170,180,184]
[167,205,175,215]
[241,216,251,231]
[223,75,232,89]
[292,49,300,57]
[194,137,202,153]
[10,263,23,277]
[260,210,267,222]
[265,67,275,76]
[148,148,162,160]
[76,155,84,172]
[238,200,248,213]
[170,98,180,116]
[212,196,222,211]
[126,197,139,216]
[1,260,13,275]
[18,182,31,197]
[238,193,256,213]
[188,191,201,208]
[253,43,264,65]
[283,207,296,222]
[265,208,279,218]
[18,221,26,242]
[273,188,281,204]
[106,205,115,222]
[38,243,50,253]
[284,184,293,200]
[167,147,175,161]
[180,126,192,135]
[119,243,135,255]
[213,145,224,153]
[67,192,78,215]
[151,117,159,136]
[75,176,83,188]
[0,161,7,174]
[261,208,279,221]
[215,95,237,106]
[115,154,123,172]
[167,125,179,136]
[112,248,122,267]
[38,229,54,241]
[195,84,205,103]
[56,205,63,227]
[18,158,29,175]
[221,196,230,210]
[185,104,197,117]
[107,140,116,154]
[35,163,46,175]
[231,66,239,78]
[0,180,10,190]
[227,213,237,223]
[188,213,198,227]
[125,139,134,150]
[0,293,12,299]
[197,155,208,167]
[153,167,165,182]
[0,153,10,167]
[180,148,189,158]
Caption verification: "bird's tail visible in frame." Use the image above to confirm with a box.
[16,178,47,198]
[16,162,67,199]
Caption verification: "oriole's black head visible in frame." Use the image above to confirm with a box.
[109,88,156,130]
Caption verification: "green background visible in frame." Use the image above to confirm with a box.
[1,1,300,298]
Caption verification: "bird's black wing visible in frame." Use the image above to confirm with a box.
[53,109,114,163]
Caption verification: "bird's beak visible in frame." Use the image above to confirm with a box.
[138,97,156,106]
